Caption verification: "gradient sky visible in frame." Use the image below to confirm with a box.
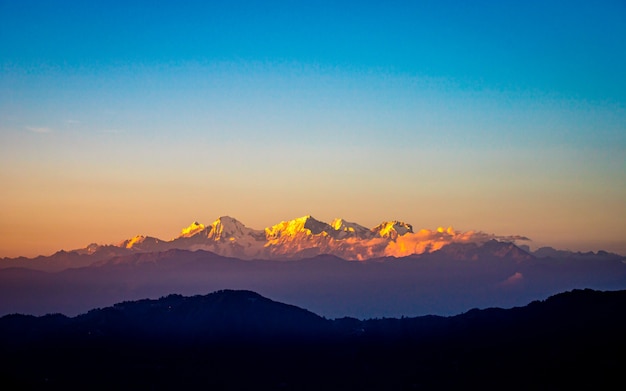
[1,0,625,257]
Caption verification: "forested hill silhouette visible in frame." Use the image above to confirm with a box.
[2,289,625,390]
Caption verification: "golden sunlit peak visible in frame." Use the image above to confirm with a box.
[180,221,205,237]
[331,218,352,231]
[209,216,245,232]
[330,218,372,238]
[209,216,249,230]
[265,215,330,238]
[373,221,414,239]
[125,235,145,249]
[206,216,265,243]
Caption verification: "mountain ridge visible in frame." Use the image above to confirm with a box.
[2,287,623,333]
[2,215,623,274]
[7,215,535,263]
[3,243,625,319]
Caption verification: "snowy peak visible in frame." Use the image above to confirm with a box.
[330,218,373,239]
[265,215,333,239]
[118,235,163,251]
[207,216,265,242]
[166,216,266,259]
[266,216,374,240]
[372,221,414,240]
[119,235,147,249]
[179,221,205,238]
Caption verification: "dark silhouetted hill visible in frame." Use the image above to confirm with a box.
[1,289,625,390]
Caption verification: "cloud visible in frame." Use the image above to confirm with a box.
[383,228,531,258]
[65,119,80,124]
[25,126,52,134]
[453,231,531,244]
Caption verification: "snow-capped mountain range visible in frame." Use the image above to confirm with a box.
[79,215,529,261]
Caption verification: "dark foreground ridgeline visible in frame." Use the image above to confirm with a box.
[2,289,625,390]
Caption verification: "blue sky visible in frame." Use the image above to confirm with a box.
[1,0,625,256]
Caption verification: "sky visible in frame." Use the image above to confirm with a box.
[1,0,625,258]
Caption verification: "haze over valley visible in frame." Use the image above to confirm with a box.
[2,214,624,319]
